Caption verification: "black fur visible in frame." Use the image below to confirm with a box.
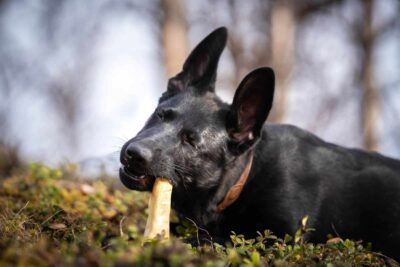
[120,27,400,259]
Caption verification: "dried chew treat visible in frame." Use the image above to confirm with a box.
[143,177,173,242]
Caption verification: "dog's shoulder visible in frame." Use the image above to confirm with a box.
[261,123,324,147]
[260,123,400,173]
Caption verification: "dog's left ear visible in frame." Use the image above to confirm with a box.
[226,67,275,153]
[167,27,227,94]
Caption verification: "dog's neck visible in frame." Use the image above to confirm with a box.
[172,150,254,229]
[215,151,254,213]
[217,153,253,212]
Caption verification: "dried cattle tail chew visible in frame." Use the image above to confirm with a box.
[143,177,173,242]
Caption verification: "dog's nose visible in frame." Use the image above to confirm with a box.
[125,143,153,170]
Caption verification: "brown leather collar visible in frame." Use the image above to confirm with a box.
[217,153,253,212]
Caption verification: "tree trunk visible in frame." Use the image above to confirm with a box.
[161,0,188,77]
[269,0,295,123]
[360,0,378,151]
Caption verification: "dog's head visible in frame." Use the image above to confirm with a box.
[119,27,274,202]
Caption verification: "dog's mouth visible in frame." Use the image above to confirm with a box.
[120,165,174,191]
[119,166,157,191]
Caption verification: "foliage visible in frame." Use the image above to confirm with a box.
[0,163,398,266]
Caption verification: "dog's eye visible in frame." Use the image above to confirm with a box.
[181,130,198,147]
[156,109,173,121]
[156,110,165,121]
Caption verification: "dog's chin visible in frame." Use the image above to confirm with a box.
[119,167,155,191]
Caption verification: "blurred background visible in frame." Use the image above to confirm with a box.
[0,0,399,176]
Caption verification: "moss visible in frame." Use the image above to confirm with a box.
[0,163,396,266]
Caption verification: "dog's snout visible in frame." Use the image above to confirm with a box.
[125,143,153,169]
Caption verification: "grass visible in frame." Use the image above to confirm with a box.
[0,162,398,266]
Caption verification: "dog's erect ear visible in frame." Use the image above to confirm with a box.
[227,68,275,153]
[167,27,227,94]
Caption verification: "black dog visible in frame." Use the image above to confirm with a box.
[120,27,400,259]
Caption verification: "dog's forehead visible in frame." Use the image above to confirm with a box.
[161,91,225,114]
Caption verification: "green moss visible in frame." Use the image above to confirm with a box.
[0,163,396,266]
